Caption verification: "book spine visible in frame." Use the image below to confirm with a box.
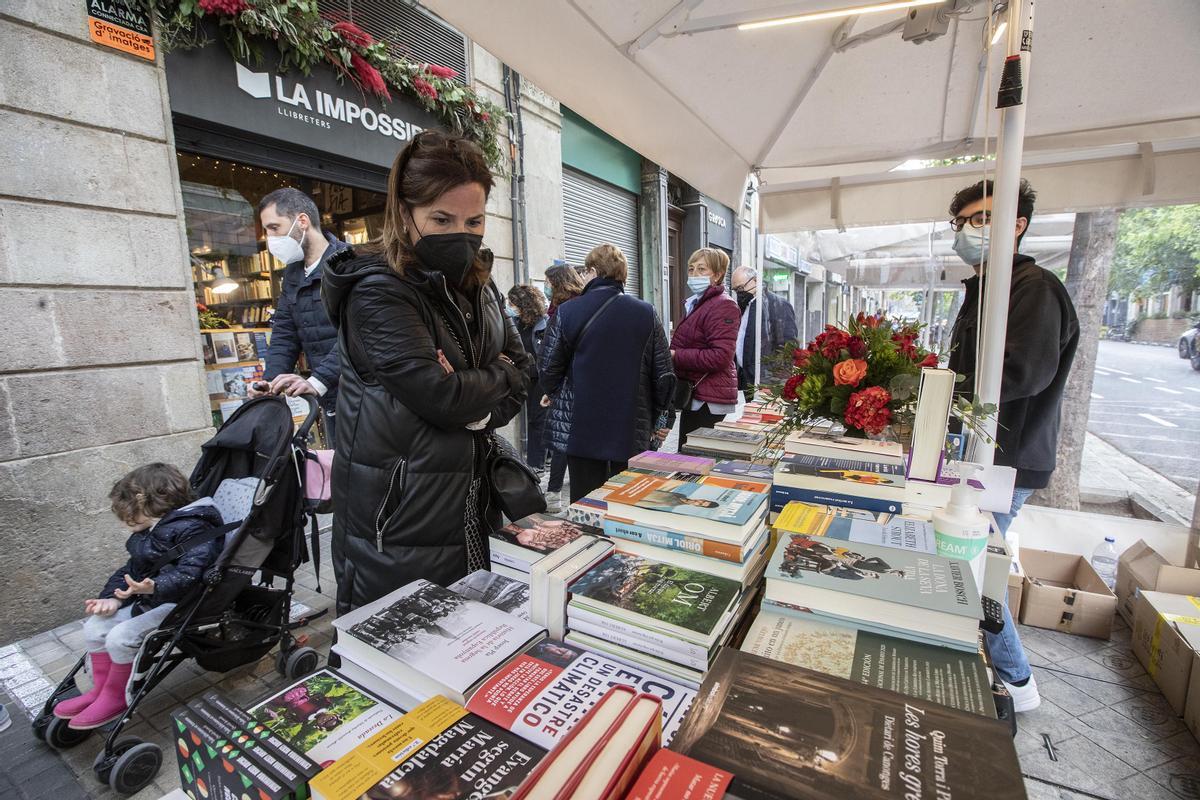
[568,614,709,670]
[179,707,289,797]
[770,485,901,514]
[191,699,303,787]
[203,691,320,778]
[603,518,747,564]
[489,547,531,571]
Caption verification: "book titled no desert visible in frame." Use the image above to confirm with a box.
[466,638,695,749]
[333,579,546,705]
[606,472,767,541]
[741,610,994,717]
[672,649,1026,800]
[569,551,742,647]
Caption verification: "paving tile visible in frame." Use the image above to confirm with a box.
[1031,666,1107,717]
[1052,668,1148,706]
[1015,695,1082,744]
[1111,771,1185,800]
[1160,730,1200,761]
[1022,776,1096,799]
[1019,731,1141,799]
[1107,692,1188,739]
[1085,646,1149,681]
[1065,713,1181,770]
[1143,756,1200,800]
[1055,654,1158,692]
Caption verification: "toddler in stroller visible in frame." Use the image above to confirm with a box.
[52,463,224,729]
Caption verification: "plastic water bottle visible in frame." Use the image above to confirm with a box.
[1091,537,1119,590]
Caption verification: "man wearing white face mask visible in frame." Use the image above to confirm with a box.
[946,179,1079,714]
[251,188,349,444]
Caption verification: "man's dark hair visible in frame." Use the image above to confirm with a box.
[257,187,321,232]
[949,178,1037,243]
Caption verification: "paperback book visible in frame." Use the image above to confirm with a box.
[490,513,593,573]
[684,427,766,455]
[605,522,772,586]
[606,473,768,541]
[628,450,715,474]
[741,610,994,717]
[465,638,695,748]
[602,513,768,565]
[774,501,935,554]
[449,569,531,620]
[333,579,546,705]
[774,459,907,501]
[770,483,902,515]
[671,649,1025,800]
[710,459,774,483]
[782,431,904,464]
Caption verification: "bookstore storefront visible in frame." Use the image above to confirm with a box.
[165,40,440,426]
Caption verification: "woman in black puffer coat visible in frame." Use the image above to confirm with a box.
[322,132,530,615]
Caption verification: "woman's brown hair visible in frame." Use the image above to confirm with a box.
[544,264,586,306]
[372,130,495,286]
[688,247,730,283]
[507,284,547,326]
[109,463,194,524]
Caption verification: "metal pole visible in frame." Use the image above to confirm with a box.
[972,0,1035,466]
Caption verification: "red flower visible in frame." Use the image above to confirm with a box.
[891,332,919,360]
[480,111,491,122]
[199,0,247,14]
[412,77,438,100]
[846,336,867,359]
[918,353,939,368]
[350,52,391,101]
[332,21,374,48]
[782,373,805,401]
[844,386,893,435]
[814,326,851,360]
[792,347,813,369]
[855,311,883,329]
[424,64,459,79]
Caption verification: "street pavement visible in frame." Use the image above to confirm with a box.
[1088,340,1200,495]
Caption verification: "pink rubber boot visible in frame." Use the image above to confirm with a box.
[68,659,133,729]
[53,651,111,719]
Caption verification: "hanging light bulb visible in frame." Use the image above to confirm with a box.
[208,267,238,294]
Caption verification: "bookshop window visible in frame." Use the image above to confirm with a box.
[180,152,385,426]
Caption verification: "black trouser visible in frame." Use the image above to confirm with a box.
[524,396,547,469]
[679,406,727,444]
[567,456,629,504]
[546,448,568,493]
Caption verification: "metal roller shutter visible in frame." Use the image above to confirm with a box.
[562,168,641,297]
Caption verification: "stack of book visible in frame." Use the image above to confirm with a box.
[772,433,907,514]
[682,426,766,458]
[489,513,593,582]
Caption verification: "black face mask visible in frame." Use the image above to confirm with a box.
[736,289,754,311]
[413,232,484,285]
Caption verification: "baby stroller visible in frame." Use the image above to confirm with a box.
[31,395,328,795]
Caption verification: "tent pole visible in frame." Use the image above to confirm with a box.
[972,0,1035,467]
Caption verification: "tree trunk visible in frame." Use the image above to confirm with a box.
[1033,210,1119,510]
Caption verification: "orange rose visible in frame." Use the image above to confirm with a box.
[832,358,868,387]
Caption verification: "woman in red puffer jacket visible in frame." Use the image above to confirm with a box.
[670,248,740,441]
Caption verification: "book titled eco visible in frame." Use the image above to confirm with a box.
[741,610,994,717]
[310,695,544,800]
[671,649,1026,800]
[491,513,593,573]
[568,551,742,648]
[466,638,695,749]
[774,500,935,554]
[333,579,546,705]
[247,670,401,769]
[765,534,982,650]
[449,569,531,620]
[605,473,767,541]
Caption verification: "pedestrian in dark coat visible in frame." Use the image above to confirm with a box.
[731,266,799,396]
[253,188,349,445]
[538,263,587,511]
[671,248,740,441]
[507,284,549,471]
[322,131,530,615]
[540,244,675,502]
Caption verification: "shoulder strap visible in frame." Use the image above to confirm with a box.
[573,292,620,350]
[147,520,241,575]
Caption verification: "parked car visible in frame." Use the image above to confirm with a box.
[1178,318,1200,371]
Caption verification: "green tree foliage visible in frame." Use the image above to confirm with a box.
[1109,205,1200,305]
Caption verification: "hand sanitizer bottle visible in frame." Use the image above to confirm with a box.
[933,466,990,595]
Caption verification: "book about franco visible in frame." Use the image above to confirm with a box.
[333,579,546,706]
[671,649,1025,800]
[466,638,695,749]
[741,610,994,717]
[774,500,935,554]
[491,513,594,573]
[568,551,742,649]
[248,669,401,769]
[310,695,543,800]
[605,472,767,542]
[765,534,982,651]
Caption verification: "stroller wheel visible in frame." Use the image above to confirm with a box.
[94,737,143,785]
[280,646,320,679]
[32,712,52,742]
[108,740,162,795]
[44,715,92,750]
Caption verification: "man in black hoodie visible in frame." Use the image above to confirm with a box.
[947,179,1080,713]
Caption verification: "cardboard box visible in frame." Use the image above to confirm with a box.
[1018,548,1118,639]
[1130,589,1200,716]
[1007,557,1025,622]
[1115,539,1200,626]
[1185,650,1200,742]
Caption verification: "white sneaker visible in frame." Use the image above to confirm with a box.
[544,490,563,514]
[1002,674,1041,712]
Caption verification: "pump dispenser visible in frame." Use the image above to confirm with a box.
[933,464,990,594]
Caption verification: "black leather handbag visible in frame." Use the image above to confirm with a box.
[486,433,546,521]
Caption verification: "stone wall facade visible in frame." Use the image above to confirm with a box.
[0,1,213,640]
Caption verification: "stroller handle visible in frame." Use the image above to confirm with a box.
[295,394,321,441]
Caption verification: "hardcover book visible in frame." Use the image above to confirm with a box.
[449,569,531,620]
[774,460,907,500]
[466,639,694,749]
[671,649,1026,800]
[685,427,766,455]
[625,749,733,800]
[491,514,595,572]
[568,551,742,646]
[774,501,935,554]
[211,330,238,363]
[248,670,401,768]
[710,459,775,483]
[741,610,994,717]
[333,579,546,705]
[780,451,906,480]
[606,473,768,540]
[782,431,904,463]
[311,695,544,800]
